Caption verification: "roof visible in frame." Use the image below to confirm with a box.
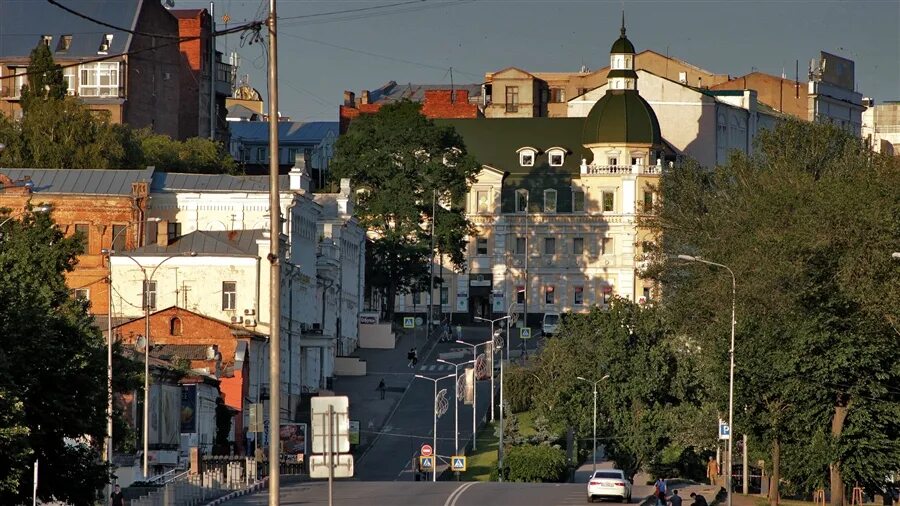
[129,229,265,256]
[226,104,262,121]
[229,121,338,145]
[610,25,635,54]
[0,168,154,195]
[151,172,289,192]
[153,344,210,360]
[0,0,140,58]
[169,9,205,19]
[582,90,661,146]
[369,81,482,104]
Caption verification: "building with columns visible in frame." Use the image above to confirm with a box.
[396,22,669,325]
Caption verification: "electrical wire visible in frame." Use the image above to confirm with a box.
[278,0,476,29]
[46,0,184,40]
[277,0,424,21]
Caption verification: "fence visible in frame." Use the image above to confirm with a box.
[130,460,252,506]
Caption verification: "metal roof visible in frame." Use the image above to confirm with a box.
[0,168,154,195]
[152,344,211,361]
[229,121,338,145]
[151,172,289,192]
[129,229,265,256]
[0,0,141,59]
[370,81,483,104]
[226,104,262,121]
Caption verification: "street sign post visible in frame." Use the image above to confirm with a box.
[311,396,354,506]
[403,317,415,329]
[309,454,354,478]
[718,419,731,440]
[451,456,467,472]
[519,327,532,339]
[420,443,433,457]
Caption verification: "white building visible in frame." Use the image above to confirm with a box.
[862,100,900,155]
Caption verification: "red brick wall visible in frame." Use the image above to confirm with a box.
[421,90,478,118]
[711,72,807,119]
[175,10,210,139]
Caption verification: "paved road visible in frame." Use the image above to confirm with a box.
[354,331,493,481]
[224,480,644,506]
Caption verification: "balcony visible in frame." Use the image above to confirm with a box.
[214,61,234,96]
[580,163,662,176]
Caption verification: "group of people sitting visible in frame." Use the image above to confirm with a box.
[654,478,709,506]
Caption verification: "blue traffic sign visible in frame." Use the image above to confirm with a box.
[419,456,434,470]
[718,420,731,440]
[451,456,467,471]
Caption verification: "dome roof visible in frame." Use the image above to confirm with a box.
[582,90,661,146]
[610,35,635,54]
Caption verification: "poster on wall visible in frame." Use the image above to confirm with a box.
[180,384,197,433]
[492,291,505,313]
[280,423,308,458]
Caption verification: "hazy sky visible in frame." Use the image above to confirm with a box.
[176,0,900,122]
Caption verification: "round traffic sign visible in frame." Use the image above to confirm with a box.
[421,444,433,457]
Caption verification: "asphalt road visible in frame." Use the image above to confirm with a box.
[354,334,493,481]
[223,480,647,506]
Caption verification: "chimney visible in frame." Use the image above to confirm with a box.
[288,153,312,193]
[360,90,370,105]
[157,220,170,246]
[343,90,355,107]
[337,178,352,216]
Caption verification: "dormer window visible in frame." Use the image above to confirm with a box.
[517,147,537,167]
[546,147,566,167]
[57,35,72,53]
[41,35,52,47]
[98,34,113,54]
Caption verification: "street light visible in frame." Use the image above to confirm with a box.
[892,252,900,259]
[0,205,52,228]
[104,249,197,478]
[576,374,609,474]
[437,358,475,455]
[456,338,492,450]
[414,373,455,482]
[474,315,510,422]
[676,254,736,506]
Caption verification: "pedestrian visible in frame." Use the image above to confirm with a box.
[110,484,125,506]
[706,456,720,485]
[378,378,386,400]
[655,478,668,506]
[690,492,708,506]
[412,348,418,366]
[407,348,416,368]
[669,489,683,506]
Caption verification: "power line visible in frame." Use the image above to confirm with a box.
[46,0,183,40]
[278,0,475,29]
[277,0,424,21]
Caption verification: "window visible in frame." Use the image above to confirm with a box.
[505,86,519,113]
[572,190,585,212]
[602,237,613,255]
[549,88,565,103]
[79,62,119,97]
[642,286,652,303]
[73,288,89,301]
[545,285,555,305]
[41,35,52,47]
[440,287,449,305]
[143,280,157,310]
[476,190,490,214]
[111,224,126,251]
[543,189,557,213]
[167,222,181,242]
[287,148,297,164]
[256,147,265,162]
[516,190,529,213]
[476,237,488,255]
[62,67,76,95]
[607,157,618,166]
[603,289,613,305]
[222,281,236,310]
[12,67,27,97]
[515,237,526,255]
[574,286,584,305]
[544,237,556,255]
[519,150,535,167]
[549,151,564,167]
[74,224,90,251]
[576,87,588,97]
[643,191,654,212]
[56,35,72,53]
[573,237,584,255]
[602,191,615,212]
[516,285,525,304]
[170,317,182,336]
[412,292,421,305]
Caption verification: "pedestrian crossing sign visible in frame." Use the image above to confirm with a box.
[419,456,434,470]
[403,317,415,329]
[451,456,466,472]
[520,327,532,339]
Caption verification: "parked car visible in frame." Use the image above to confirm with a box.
[587,469,632,503]
[542,312,560,336]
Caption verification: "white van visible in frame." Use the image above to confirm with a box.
[542,312,560,336]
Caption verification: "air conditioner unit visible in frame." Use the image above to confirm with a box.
[243,318,257,327]
[244,308,256,316]
[230,315,243,324]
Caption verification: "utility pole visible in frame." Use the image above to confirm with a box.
[266,1,281,504]
[522,191,528,359]
[209,1,216,139]
[428,190,436,342]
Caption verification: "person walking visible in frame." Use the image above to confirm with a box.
[706,456,720,485]
[407,348,417,368]
[378,378,386,400]
[110,484,125,506]
[654,478,668,506]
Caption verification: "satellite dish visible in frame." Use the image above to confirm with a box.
[164,0,175,9]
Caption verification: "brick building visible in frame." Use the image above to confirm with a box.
[0,0,181,137]
[0,168,153,316]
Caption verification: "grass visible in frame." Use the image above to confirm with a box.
[460,410,540,481]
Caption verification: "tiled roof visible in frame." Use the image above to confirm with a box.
[0,168,154,195]
[0,0,141,58]
[151,172,289,192]
[129,229,265,256]
[152,344,211,361]
[229,121,338,145]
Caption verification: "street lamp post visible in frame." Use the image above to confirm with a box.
[106,250,197,478]
[676,254,736,506]
[474,315,510,422]
[414,373,455,482]
[437,358,475,455]
[0,205,52,229]
[455,338,492,450]
[576,374,609,474]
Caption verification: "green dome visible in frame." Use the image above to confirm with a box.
[582,90,661,146]
[610,35,635,54]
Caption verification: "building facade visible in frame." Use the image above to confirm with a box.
[227,121,338,182]
[862,100,900,155]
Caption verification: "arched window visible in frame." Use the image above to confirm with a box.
[170,317,182,336]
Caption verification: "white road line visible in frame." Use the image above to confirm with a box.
[444,481,478,506]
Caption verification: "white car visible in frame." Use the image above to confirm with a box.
[542,312,560,336]
[587,469,632,503]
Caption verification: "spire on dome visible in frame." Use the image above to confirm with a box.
[621,11,626,37]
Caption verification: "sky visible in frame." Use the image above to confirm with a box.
[176,0,900,122]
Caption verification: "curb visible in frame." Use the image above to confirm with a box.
[203,477,268,506]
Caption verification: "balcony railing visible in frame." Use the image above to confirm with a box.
[580,163,663,176]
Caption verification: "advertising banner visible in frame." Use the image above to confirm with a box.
[180,385,197,433]
[280,422,307,457]
[463,367,475,405]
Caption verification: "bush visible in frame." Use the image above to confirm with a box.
[504,444,568,483]
[504,365,535,413]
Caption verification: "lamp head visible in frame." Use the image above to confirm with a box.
[147,217,162,223]
[676,254,697,261]
[893,252,900,259]
[577,376,587,381]
[34,204,51,213]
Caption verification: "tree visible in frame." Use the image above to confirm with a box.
[647,119,900,505]
[20,43,66,105]
[330,101,478,320]
[0,209,111,504]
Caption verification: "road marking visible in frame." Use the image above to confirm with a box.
[444,481,478,506]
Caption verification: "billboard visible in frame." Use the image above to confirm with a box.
[149,384,181,447]
[180,385,197,433]
[280,423,307,457]
[463,367,474,405]
[819,51,855,91]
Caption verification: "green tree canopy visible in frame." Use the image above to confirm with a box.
[330,100,478,319]
[20,42,67,104]
[647,119,900,505]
